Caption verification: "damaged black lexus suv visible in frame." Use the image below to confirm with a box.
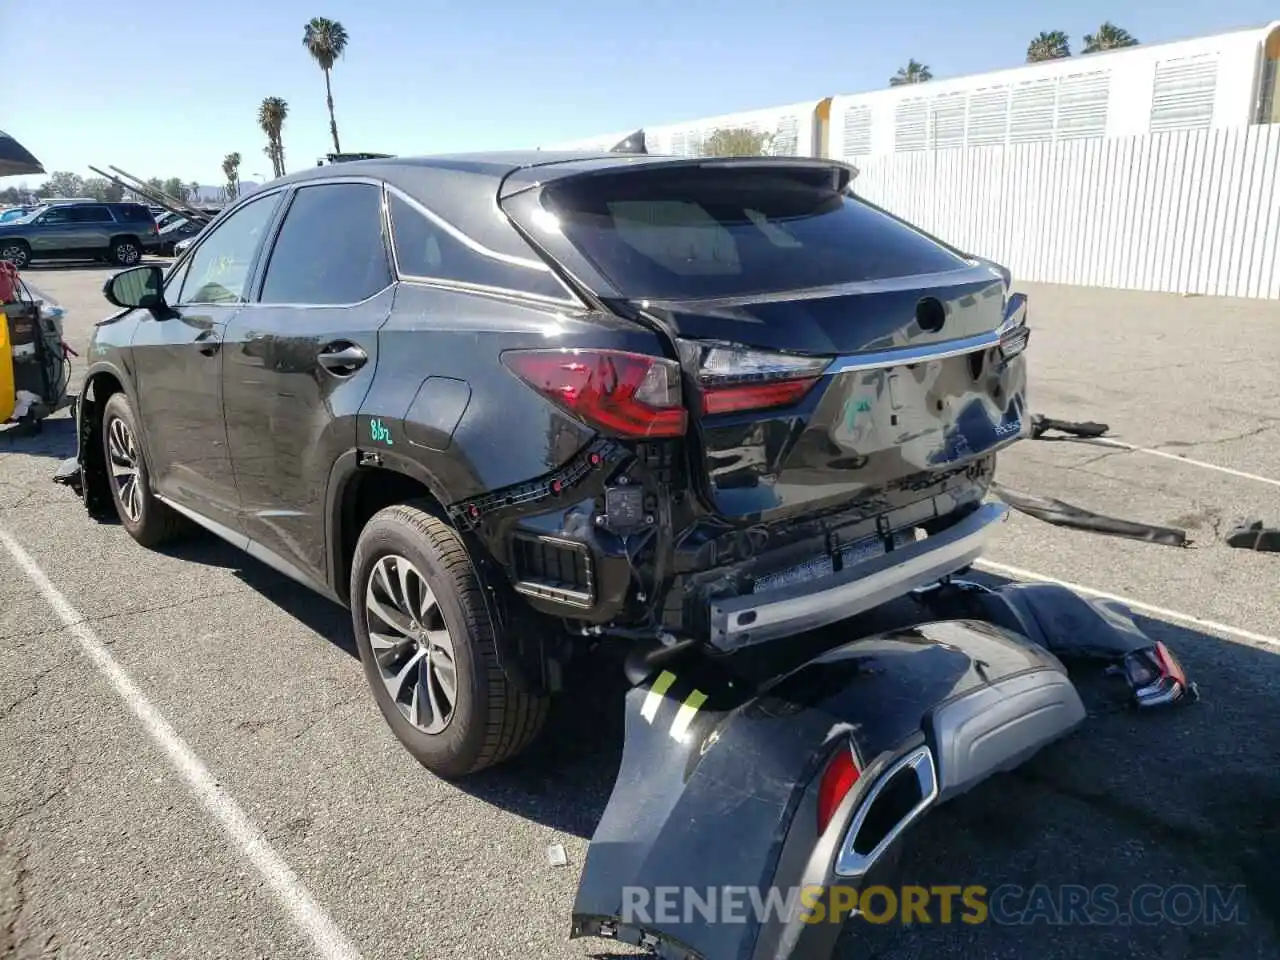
[56,152,1030,779]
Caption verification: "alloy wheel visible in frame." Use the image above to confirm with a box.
[106,416,143,523]
[117,243,140,265]
[364,554,458,735]
[1,245,29,269]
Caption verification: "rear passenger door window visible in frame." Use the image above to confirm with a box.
[258,183,391,305]
[387,192,570,301]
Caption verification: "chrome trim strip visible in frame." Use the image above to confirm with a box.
[385,183,549,271]
[709,502,1009,649]
[396,275,581,310]
[384,184,584,305]
[833,745,939,878]
[825,319,1019,375]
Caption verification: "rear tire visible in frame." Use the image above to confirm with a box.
[100,392,186,547]
[110,237,142,266]
[0,241,30,269]
[350,502,550,779]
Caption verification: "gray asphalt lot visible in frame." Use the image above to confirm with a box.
[2,264,1278,959]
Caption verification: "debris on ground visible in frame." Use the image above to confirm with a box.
[1031,414,1111,440]
[990,481,1190,547]
[547,843,568,867]
[1224,520,1280,553]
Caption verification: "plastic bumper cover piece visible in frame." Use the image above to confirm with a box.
[571,617,1085,960]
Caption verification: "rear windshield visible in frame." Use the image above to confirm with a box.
[539,166,968,301]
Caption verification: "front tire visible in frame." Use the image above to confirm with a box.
[100,392,185,547]
[350,502,550,779]
[0,241,30,269]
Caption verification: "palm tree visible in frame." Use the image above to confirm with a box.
[890,59,932,86]
[1027,31,1071,62]
[258,97,289,178]
[1082,22,1139,53]
[221,152,242,202]
[303,17,349,155]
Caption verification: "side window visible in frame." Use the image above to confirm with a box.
[387,193,569,301]
[116,205,153,223]
[72,205,114,223]
[177,192,284,305]
[38,207,72,225]
[258,183,391,305]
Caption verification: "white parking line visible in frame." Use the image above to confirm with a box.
[975,558,1280,650]
[1084,437,1280,489]
[0,526,364,960]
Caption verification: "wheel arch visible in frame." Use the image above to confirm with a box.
[325,450,566,695]
[325,450,454,606]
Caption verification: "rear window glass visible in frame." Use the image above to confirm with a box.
[539,167,967,301]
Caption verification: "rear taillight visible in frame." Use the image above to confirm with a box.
[502,348,687,439]
[817,744,861,833]
[685,342,831,415]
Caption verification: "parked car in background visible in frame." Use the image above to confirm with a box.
[172,234,197,257]
[155,217,204,256]
[0,206,40,223]
[0,201,160,267]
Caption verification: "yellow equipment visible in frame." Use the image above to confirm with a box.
[2,293,70,431]
[0,308,13,422]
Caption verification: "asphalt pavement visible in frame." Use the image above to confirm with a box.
[2,263,1278,960]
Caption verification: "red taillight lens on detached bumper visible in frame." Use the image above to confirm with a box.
[502,348,687,439]
[817,743,861,834]
[683,342,832,416]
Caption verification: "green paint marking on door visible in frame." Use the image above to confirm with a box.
[370,418,393,445]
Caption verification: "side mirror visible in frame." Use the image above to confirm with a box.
[103,264,167,313]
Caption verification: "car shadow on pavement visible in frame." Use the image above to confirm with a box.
[0,414,76,458]
[453,574,1280,960]
[139,526,1280,955]
[154,534,359,658]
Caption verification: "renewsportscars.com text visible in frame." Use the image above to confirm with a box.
[620,883,1249,927]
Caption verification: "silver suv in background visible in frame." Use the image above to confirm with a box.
[0,201,160,268]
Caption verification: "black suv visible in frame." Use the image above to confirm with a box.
[0,201,160,267]
[57,153,1030,778]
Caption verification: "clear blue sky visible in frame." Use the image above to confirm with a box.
[5,1,1277,186]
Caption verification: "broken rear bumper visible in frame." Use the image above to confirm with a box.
[571,616,1084,960]
[709,501,1008,652]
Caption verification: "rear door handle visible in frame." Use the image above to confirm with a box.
[317,341,368,376]
[195,328,220,356]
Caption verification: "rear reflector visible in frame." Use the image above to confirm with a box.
[817,744,861,834]
[683,341,831,415]
[502,348,687,439]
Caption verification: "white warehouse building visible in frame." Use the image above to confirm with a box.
[544,21,1280,160]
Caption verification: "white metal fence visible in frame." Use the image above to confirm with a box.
[843,123,1280,299]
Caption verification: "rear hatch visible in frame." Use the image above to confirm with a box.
[514,160,1030,522]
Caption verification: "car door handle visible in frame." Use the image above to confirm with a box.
[317,341,368,376]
